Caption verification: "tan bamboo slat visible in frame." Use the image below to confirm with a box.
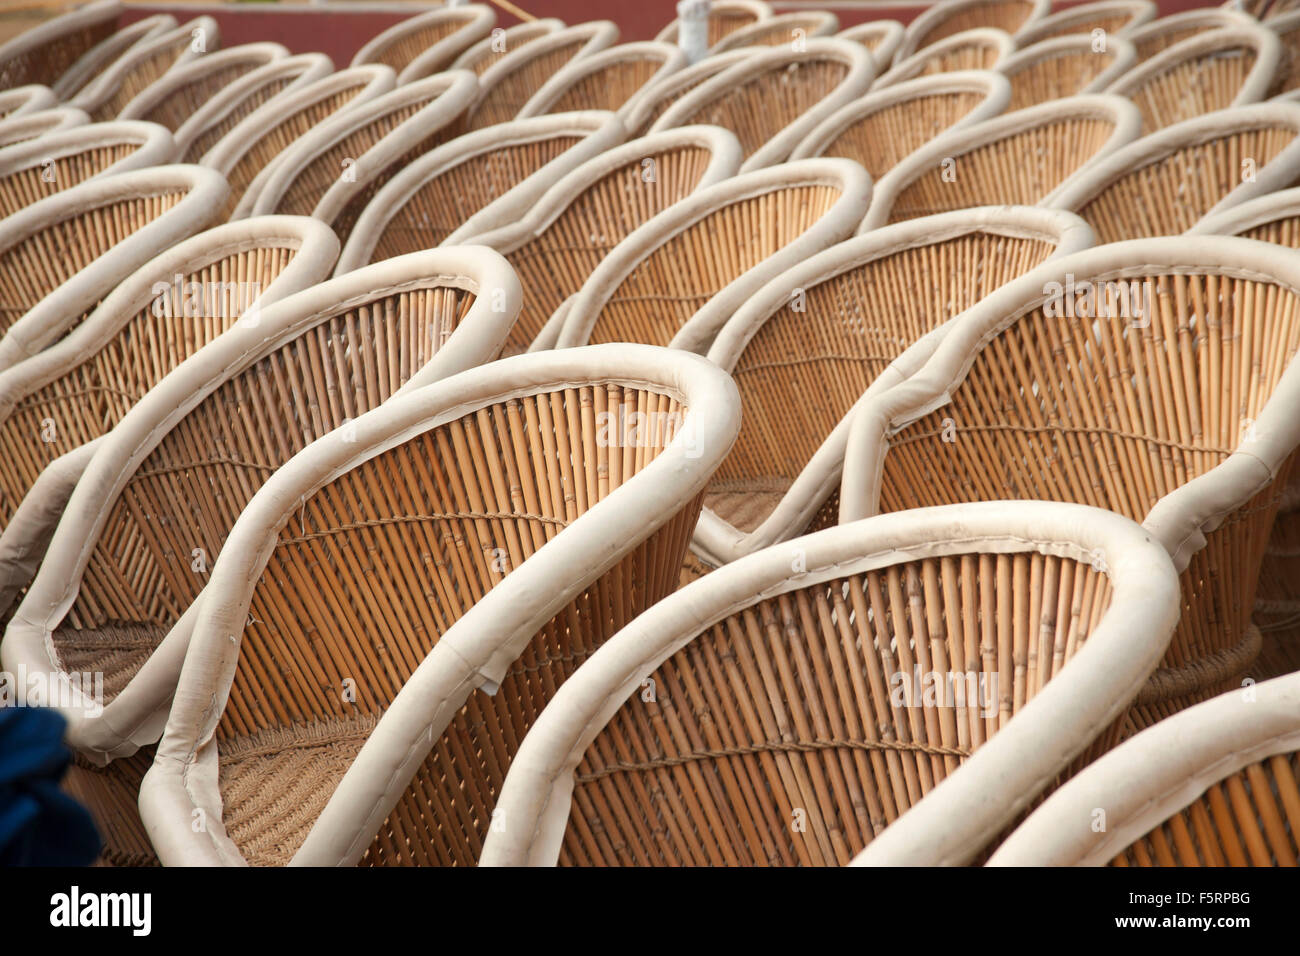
[621,48,754,137]
[873,28,1017,89]
[51,13,174,100]
[0,0,121,91]
[655,0,771,47]
[116,42,287,133]
[0,106,89,149]
[0,85,55,121]
[709,11,839,53]
[1126,6,1256,61]
[450,18,565,76]
[837,20,905,65]
[896,0,1050,63]
[516,42,686,120]
[350,4,495,83]
[995,35,1137,112]
[1013,1,1157,46]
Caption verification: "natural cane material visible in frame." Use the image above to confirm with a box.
[350,5,495,83]
[1013,1,1156,46]
[0,108,90,150]
[837,21,905,66]
[709,11,839,53]
[1127,8,1256,61]
[896,0,1049,63]
[52,14,176,101]
[874,29,1017,89]
[117,43,287,133]
[655,0,772,48]
[995,35,1137,112]
[451,19,565,76]
[517,42,686,120]
[0,0,122,91]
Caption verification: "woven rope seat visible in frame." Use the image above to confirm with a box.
[990,672,1300,867]
[1047,103,1300,243]
[860,94,1142,232]
[655,0,770,47]
[837,20,905,65]
[0,108,90,150]
[1012,0,1156,45]
[516,42,686,120]
[477,500,1179,867]
[116,42,287,133]
[691,206,1094,568]
[708,11,840,53]
[839,237,1300,731]
[0,85,56,121]
[1127,7,1256,61]
[894,0,1050,63]
[621,49,753,137]
[335,110,627,274]
[51,14,174,100]
[0,0,121,90]
[350,4,495,83]
[450,18,565,76]
[135,343,741,866]
[995,34,1137,111]
[873,28,1017,89]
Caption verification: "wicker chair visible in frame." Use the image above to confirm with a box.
[116,43,287,133]
[200,66,396,222]
[135,343,740,867]
[556,158,872,353]
[995,35,1137,111]
[50,13,175,100]
[873,28,1017,89]
[68,18,220,123]
[790,71,1011,182]
[1013,0,1157,46]
[837,20,905,65]
[989,673,1300,866]
[1104,24,1282,132]
[860,94,1142,232]
[649,39,875,173]
[350,4,495,83]
[1127,7,1256,61]
[0,121,176,221]
[895,0,1050,63]
[1047,104,1300,244]
[709,11,840,53]
[172,53,333,165]
[621,49,754,137]
[654,0,770,47]
[466,22,619,131]
[0,85,56,121]
[0,216,339,604]
[335,111,627,274]
[0,247,522,865]
[0,0,121,90]
[453,126,743,354]
[690,206,1095,569]
[0,108,90,150]
[838,237,1300,731]
[516,42,687,120]
[1266,10,1300,99]
[477,500,1179,867]
[450,18,565,76]
[0,166,227,374]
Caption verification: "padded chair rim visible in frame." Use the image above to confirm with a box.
[349,3,496,83]
[0,119,176,182]
[790,69,1013,161]
[0,244,524,764]
[836,19,906,64]
[859,93,1143,232]
[68,16,220,114]
[873,27,1018,89]
[0,85,57,119]
[995,33,1138,95]
[476,498,1181,867]
[693,205,1096,567]
[653,0,772,44]
[621,47,755,135]
[449,17,566,72]
[1123,5,1257,47]
[709,10,841,53]
[474,20,620,111]
[1265,8,1300,33]
[987,671,1300,866]
[335,109,627,273]
[116,41,289,123]
[895,0,1050,64]
[1012,0,1158,44]
[1102,22,1282,106]
[0,0,123,70]
[516,41,688,120]
[1189,182,1300,237]
[0,107,91,146]
[50,12,176,100]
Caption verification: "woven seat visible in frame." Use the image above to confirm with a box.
[860,94,1141,232]
[557,158,871,353]
[1013,0,1156,46]
[655,0,770,47]
[837,20,905,65]
[201,66,396,221]
[69,18,220,123]
[245,71,477,235]
[466,22,618,131]
[50,13,174,100]
[116,43,287,133]
[516,42,686,120]
[172,53,333,165]
[709,11,839,53]
[0,85,56,121]
[335,111,627,273]
[1127,7,1256,61]
[873,28,1016,88]
[1104,24,1281,132]
[450,18,565,76]
[690,206,1094,568]
[135,342,740,867]
[649,39,875,172]
[0,108,89,150]
[621,49,753,136]
[350,4,495,83]
[895,0,1049,63]
[995,35,1137,111]
[839,237,1300,730]
[0,166,227,374]
[0,0,121,90]
[455,126,743,354]
[790,71,1011,182]
[0,121,176,220]
[477,500,1179,867]
[1047,104,1300,244]
[989,672,1300,866]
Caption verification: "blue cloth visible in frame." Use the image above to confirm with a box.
[0,706,101,866]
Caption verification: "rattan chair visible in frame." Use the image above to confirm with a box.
[837,20,905,65]
[350,4,495,83]
[477,500,1179,867]
[690,206,1095,569]
[450,18,565,76]
[136,342,740,867]
[556,158,871,353]
[0,85,56,121]
[172,53,333,165]
[995,35,1137,111]
[69,17,220,123]
[621,49,754,137]
[0,0,121,90]
[1127,7,1256,61]
[649,39,875,173]
[0,107,89,150]
[0,216,339,603]
[335,111,627,273]
[1013,0,1156,46]
[1047,104,1300,244]
[516,42,686,120]
[989,672,1300,866]
[838,237,1300,730]
[790,71,1011,182]
[873,28,1017,89]
[0,165,227,374]
[466,22,619,131]
[860,94,1142,232]
[1266,9,1300,99]
[709,11,839,53]
[0,120,176,221]
[895,0,1049,63]
[0,246,522,865]
[1104,24,1281,132]
[49,13,175,100]
[655,0,770,47]
[453,125,743,354]
[201,66,396,221]
[116,42,287,133]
